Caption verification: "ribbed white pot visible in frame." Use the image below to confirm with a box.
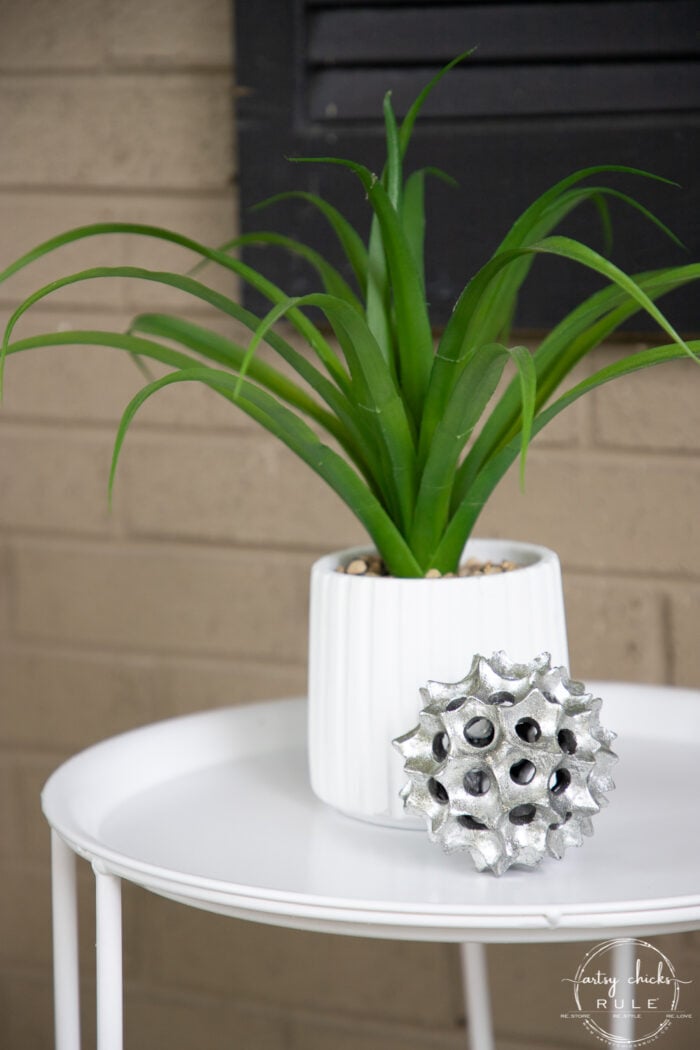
[308,538,569,826]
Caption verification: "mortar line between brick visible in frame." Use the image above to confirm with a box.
[9,632,305,664]
[0,634,307,672]
[564,566,700,585]
[9,532,698,583]
[0,68,234,80]
[526,444,700,467]
[0,183,236,199]
[8,531,352,560]
[0,415,254,438]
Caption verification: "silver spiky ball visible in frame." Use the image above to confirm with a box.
[393,652,617,876]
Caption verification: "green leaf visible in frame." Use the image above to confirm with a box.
[249,190,369,295]
[500,166,678,253]
[422,233,697,461]
[547,186,686,253]
[128,313,350,447]
[398,50,476,157]
[410,343,535,568]
[454,263,700,508]
[591,193,614,256]
[241,291,418,532]
[409,344,509,567]
[0,263,351,400]
[401,170,427,295]
[534,235,696,361]
[130,312,388,501]
[364,190,395,369]
[208,230,363,310]
[401,168,456,297]
[508,344,536,491]
[109,365,423,577]
[433,341,700,571]
[0,221,349,391]
[293,155,434,425]
[4,329,202,371]
[456,169,684,353]
[382,92,402,210]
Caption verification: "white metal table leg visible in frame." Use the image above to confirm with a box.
[460,942,495,1050]
[51,831,81,1050]
[610,938,636,1044]
[94,864,123,1050]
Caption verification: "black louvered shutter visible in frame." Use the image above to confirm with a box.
[235,1,700,330]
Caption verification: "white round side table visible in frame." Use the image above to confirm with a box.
[42,682,700,1050]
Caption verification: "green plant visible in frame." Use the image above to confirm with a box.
[1,56,698,577]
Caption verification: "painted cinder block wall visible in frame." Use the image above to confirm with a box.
[1,2,698,1048]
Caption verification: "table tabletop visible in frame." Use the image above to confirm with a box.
[42,682,700,944]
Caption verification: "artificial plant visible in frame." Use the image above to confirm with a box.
[1,55,698,576]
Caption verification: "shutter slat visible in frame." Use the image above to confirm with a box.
[307,2,700,65]
[310,63,700,121]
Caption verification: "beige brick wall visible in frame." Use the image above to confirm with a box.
[0,3,698,1048]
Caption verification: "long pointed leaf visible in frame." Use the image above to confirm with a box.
[128,313,347,443]
[461,169,685,351]
[240,291,418,532]
[109,365,423,577]
[501,166,677,253]
[545,186,685,252]
[0,264,351,399]
[508,344,537,490]
[409,345,509,566]
[250,190,369,294]
[398,50,476,157]
[299,157,435,424]
[5,330,202,371]
[422,235,697,459]
[535,236,696,360]
[410,343,535,567]
[453,263,700,508]
[401,167,459,298]
[210,231,363,310]
[433,341,700,570]
[383,92,402,210]
[0,221,349,391]
[129,314,385,501]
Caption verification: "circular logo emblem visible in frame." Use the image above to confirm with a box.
[563,938,692,1046]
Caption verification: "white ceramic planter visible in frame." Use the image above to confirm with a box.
[308,538,569,826]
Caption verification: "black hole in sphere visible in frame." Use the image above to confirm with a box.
[548,768,572,796]
[543,690,557,704]
[458,814,488,831]
[432,732,449,762]
[489,690,515,706]
[549,812,573,830]
[510,758,536,785]
[557,728,577,754]
[428,777,449,804]
[463,769,491,796]
[509,804,537,825]
[516,717,541,744]
[446,696,466,712]
[464,717,495,748]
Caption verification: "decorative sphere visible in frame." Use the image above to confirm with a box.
[393,652,617,876]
